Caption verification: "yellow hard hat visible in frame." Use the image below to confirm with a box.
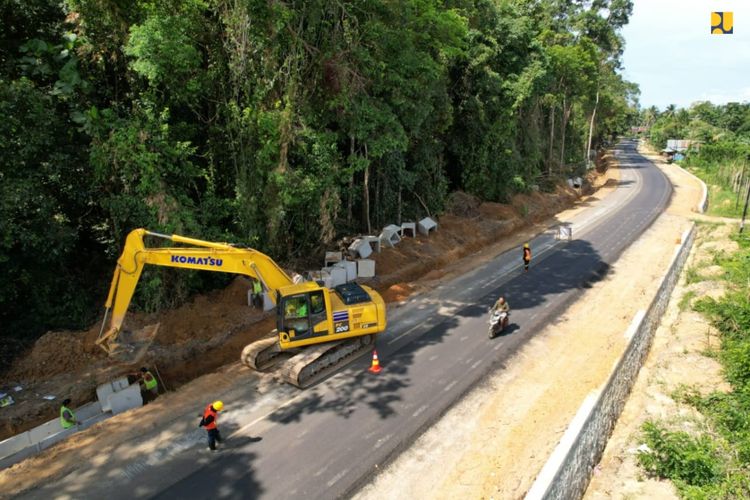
[524,243,529,248]
[212,400,224,411]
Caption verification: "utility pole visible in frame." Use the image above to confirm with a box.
[737,162,746,211]
[741,175,750,234]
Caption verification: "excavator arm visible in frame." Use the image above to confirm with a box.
[96,228,295,354]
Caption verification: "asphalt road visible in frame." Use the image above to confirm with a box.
[20,141,671,500]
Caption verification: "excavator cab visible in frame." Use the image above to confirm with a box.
[278,289,328,342]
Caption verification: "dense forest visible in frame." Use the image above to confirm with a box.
[1,0,637,349]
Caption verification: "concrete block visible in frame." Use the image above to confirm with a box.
[324,251,342,268]
[348,238,373,259]
[329,267,348,287]
[29,419,65,444]
[418,217,438,236]
[357,259,376,278]
[76,401,103,421]
[333,261,357,282]
[379,226,401,248]
[0,443,37,470]
[343,261,357,282]
[107,384,143,416]
[384,224,402,236]
[308,269,333,289]
[557,224,573,241]
[400,222,416,238]
[112,377,129,392]
[0,431,32,460]
[37,427,77,452]
[362,235,382,253]
[96,382,116,413]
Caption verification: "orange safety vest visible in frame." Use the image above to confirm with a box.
[523,247,531,261]
[203,404,218,430]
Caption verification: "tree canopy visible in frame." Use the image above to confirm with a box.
[1,0,637,344]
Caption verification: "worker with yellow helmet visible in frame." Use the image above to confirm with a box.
[522,243,532,272]
[199,400,225,452]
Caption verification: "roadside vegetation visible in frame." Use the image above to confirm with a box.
[1,1,639,361]
[636,228,750,498]
[641,102,750,218]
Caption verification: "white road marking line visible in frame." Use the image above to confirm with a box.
[412,404,429,417]
[460,335,469,342]
[443,381,458,392]
[374,433,394,449]
[387,322,424,345]
[494,343,502,351]
[470,360,482,370]
[327,469,349,487]
[428,355,439,362]
[314,465,329,477]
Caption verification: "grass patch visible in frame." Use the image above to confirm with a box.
[635,230,750,497]
[680,164,746,219]
[684,265,702,285]
[678,290,697,311]
[637,421,723,488]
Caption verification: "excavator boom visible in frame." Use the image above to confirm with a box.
[97,228,294,353]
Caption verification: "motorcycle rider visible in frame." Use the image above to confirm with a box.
[491,296,510,330]
[492,296,510,313]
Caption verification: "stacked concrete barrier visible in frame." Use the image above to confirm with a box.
[526,224,696,500]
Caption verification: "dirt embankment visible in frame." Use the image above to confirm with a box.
[0,156,617,442]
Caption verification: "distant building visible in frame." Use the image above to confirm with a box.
[666,139,699,153]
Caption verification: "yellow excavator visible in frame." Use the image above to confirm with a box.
[96,228,387,387]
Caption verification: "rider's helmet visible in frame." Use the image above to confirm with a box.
[524,243,529,248]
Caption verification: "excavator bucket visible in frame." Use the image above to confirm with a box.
[106,323,161,365]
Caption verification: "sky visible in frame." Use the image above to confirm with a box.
[620,0,750,110]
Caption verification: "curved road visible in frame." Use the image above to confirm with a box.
[22,142,671,499]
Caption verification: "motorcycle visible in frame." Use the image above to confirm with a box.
[488,309,509,339]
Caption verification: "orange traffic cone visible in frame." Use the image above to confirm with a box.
[368,349,382,374]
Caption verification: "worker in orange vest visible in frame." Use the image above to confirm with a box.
[199,400,224,452]
[523,243,532,272]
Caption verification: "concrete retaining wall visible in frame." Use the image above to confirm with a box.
[0,379,143,470]
[526,224,696,500]
[674,165,708,213]
[0,401,109,470]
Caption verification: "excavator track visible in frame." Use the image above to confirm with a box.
[241,334,296,371]
[278,334,375,388]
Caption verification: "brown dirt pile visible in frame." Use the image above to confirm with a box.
[381,283,415,303]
